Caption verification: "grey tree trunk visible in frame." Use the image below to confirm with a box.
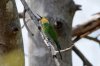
[0,0,24,66]
[27,0,77,66]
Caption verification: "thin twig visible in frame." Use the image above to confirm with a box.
[84,36,100,44]
[23,9,34,36]
[73,36,81,43]
[20,0,39,26]
[72,37,92,66]
[72,18,100,37]
[55,45,74,54]
[21,19,31,28]
[72,46,92,66]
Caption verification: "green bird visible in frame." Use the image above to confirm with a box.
[39,17,62,59]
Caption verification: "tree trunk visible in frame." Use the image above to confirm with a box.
[27,0,77,66]
[0,0,24,66]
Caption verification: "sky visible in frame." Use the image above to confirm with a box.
[15,0,100,66]
[73,0,100,27]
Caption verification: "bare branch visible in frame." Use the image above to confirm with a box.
[71,16,100,66]
[72,18,100,37]
[84,36,100,44]
[72,36,81,43]
[56,44,74,54]
[23,10,34,36]
[72,37,92,66]
[21,19,31,28]
[72,35,93,66]
[72,46,92,66]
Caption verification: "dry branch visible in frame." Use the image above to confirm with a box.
[71,17,100,66]
[72,46,92,66]
[72,18,100,37]
[84,36,100,44]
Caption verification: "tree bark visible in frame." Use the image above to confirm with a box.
[26,0,78,66]
[0,0,24,66]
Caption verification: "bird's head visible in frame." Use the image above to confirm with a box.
[39,17,49,24]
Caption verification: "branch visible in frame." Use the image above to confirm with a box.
[23,10,34,36]
[20,0,39,26]
[72,18,100,37]
[72,18,100,65]
[72,37,92,66]
[55,45,74,54]
[84,36,100,44]
[72,46,92,66]
[72,36,81,43]
[21,19,31,28]
[71,17,100,66]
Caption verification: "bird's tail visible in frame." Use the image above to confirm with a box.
[55,41,62,60]
[57,48,62,60]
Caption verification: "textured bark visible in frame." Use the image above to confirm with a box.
[0,0,24,66]
[26,0,77,66]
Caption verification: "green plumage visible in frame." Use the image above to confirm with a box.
[40,18,62,59]
[40,17,62,59]
[42,23,61,50]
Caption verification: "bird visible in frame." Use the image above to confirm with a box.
[39,17,62,59]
